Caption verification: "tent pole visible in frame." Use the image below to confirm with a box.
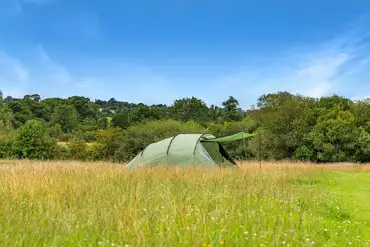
[239,121,247,168]
[259,114,262,173]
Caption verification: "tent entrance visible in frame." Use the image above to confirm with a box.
[218,143,237,165]
[200,141,237,166]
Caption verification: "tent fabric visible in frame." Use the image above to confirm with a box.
[127,133,242,168]
[202,132,256,143]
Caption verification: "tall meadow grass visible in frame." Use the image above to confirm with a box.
[0,160,369,246]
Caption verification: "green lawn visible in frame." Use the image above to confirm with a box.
[0,161,369,247]
[318,172,370,223]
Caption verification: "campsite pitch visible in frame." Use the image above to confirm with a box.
[0,160,369,246]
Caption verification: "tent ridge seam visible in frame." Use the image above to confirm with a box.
[193,133,208,155]
[191,133,209,166]
[165,134,180,165]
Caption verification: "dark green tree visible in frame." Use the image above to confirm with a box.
[0,91,14,134]
[12,120,56,159]
[249,92,315,160]
[51,105,79,133]
[222,96,243,121]
[209,104,224,123]
[171,97,210,124]
[303,110,360,162]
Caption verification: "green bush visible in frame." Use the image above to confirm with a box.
[55,144,70,160]
[48,124,63,140]
[294,145,314,161]
[55,141,104,161]
[95,127,122,160]
[85,143,104,161]
[0,135,12,159]
[115,119,206,162]
[67,140,88,161]
[12,120,56,160]
[71,130,96,142]
[59,133,72,142]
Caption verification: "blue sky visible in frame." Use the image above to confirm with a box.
[0,0,370,108]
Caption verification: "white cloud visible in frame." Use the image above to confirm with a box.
[201,30,370,108]
[1,27,370,106]
[1,88,27,98]
[12,63,29,84]
[0,52,30,97]
[0,47,73,98]
[37,45,72,84]
[0,52,29,84]
[352,95,370,101]
[283,51,350,98]
[0,45,174,103]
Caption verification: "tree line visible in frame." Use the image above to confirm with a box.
[0,90,369,163]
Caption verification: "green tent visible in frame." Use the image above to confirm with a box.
[127,132,255,168]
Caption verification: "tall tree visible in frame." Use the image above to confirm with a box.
[302,110,361,162]
[209,104,224,123]
[171,97,210,123]
[51,105,79,133]
[222,96,243,121]
[250,92,316,160]
[351,99,370,132]
[0,91,14,134]
[67,96,100,120]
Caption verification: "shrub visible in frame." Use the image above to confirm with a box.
[85,143,104,161]
[12,120,56,160]
[48,124,63,140]
[59,133,72,142]
[71,130,96,142]
[67,140,88,161]
[55,144,70,160]
[0,135,13,159]
[294,145,314,161]
[95,127,122,160]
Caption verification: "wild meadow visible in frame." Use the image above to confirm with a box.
[0,160,370,247]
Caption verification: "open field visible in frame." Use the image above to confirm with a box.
[0,160,370,247]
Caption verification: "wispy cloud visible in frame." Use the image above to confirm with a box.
[0,46,172,103]
[1,25,370,107]
[201,27,370,108]
[37,45,72,84]
[0,46,75,98]
[0,52,29,85]
[0,52,30,97]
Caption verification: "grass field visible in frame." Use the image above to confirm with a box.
[0,160,370,247]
